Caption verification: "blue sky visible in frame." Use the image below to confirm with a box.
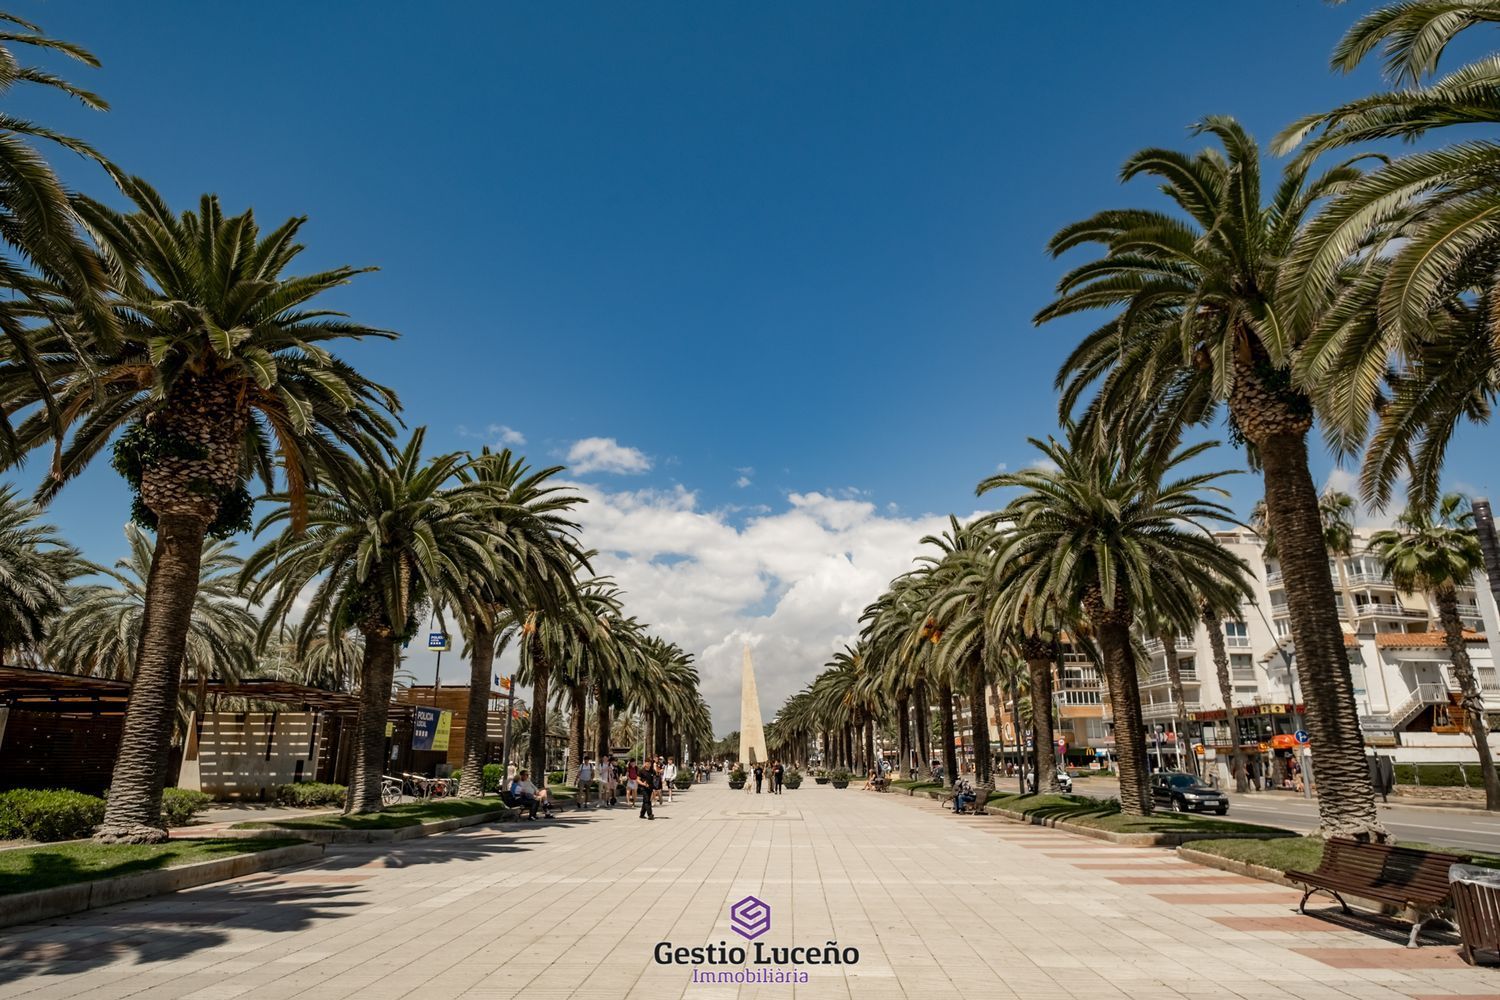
[9,2,1496,725]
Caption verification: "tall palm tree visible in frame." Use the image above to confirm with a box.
[1370,493,1498,809]
[49,524,257,700]
[453,449,584,797]
[1275,3,1500,511]
[0,484,84,660]
[1040,119,1387,837]
[2,180,398,842]
[978,428,1251,815]
[245,431,499,816]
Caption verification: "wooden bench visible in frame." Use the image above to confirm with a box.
[1286,837,1464,947]
[1453,871,1500,966]
[939,782,993,815]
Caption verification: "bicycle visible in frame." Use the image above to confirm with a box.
[381,775,404,807]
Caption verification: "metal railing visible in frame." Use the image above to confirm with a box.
[1145,668,1199,686]
[1354,602,1426,618]
[1141,701,1201,720]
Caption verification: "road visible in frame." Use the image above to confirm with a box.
[1067,776,1500,854]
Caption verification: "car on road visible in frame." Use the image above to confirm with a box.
[1150,772,1228,814]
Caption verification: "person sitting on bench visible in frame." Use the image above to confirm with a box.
[952,780,976,814]
[510,770,552,819]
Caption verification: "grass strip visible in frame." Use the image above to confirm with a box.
[233,797,503,831]
[981,791,1293,837]
[0,837,304,896]
[1188,835,1500,872]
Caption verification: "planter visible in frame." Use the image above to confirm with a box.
[784,778,803,790]
[728,780,746,790]
[674,777,693,789]
[814,776,830,785]
[830,780,849,789]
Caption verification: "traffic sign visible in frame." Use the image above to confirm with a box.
[1294,729,1310,745]
[427,631,450,651]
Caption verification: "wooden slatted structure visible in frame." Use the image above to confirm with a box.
[1287,837,1465,947]
[1454,874,1500,965]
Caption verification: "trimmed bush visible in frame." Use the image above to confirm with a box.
[830,768,851,789]
[728,767,747,789]
[273,782,347,808]
[161,788,213,827]
[1394,763,1487,788]
[482,764,504,793]
[0,789,106,842]
[673,771,693,789]
[547,770,565,786]
[784,770,803,789]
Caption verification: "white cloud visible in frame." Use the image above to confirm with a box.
[1322,468,1399,530]
[735,476,752,489]
[491,424,526,447]
[558,481,958,736]
[566,437,652,475]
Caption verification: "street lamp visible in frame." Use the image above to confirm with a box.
[1272,642,1313,801]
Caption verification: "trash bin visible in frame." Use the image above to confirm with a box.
[1450,864,1500,966]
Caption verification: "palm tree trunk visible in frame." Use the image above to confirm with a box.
[969,663,992,784]
[1435,585,1500,809]
[1003,669,1025,793]
[913,680,931,776]
[1203,602,1247,793]
[458,620,495,797]
[864,713,876,773]
[528,633,550,783]
[596,690,611,761]
[96,514,208,843]
[1095,617,1151,815]
[1023,637,1061,793]
[1259,430,1384,839]
[566,680,586,785]
[346,626,398,814]
[938,682,958,787]
[896,693,911,780]
[1162,632,1197,777]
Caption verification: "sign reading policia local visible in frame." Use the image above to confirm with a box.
[412,706,452,751]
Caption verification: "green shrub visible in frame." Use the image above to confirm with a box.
[1394,763,1486,788]
[161,788,213,827]
[673,771,693,788]
[547,770,565,786]
[784,770,803,789]
[0,789,106,842]
[273,782,347,808]
[830,768,851,787]
[482,764,504,793]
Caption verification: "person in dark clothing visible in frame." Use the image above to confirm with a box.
[753,764,764,794]
[772,761,784,794]
[639,762,656,820]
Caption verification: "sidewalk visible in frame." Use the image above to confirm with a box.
[0,782,1496,999]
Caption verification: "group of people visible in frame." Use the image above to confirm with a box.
[744,759,786,794]
[507,755,683,822]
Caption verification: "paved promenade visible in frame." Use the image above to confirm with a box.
[2,782,1499,1000]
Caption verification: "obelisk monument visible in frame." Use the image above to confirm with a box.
[739,645,769,766]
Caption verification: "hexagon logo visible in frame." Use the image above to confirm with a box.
[729,894,770,940]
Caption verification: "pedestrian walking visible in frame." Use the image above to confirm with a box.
[663,757,678,803]
[639,761,656,820]
[626,758,639,805]
[753,763,764,794]
[772,760,784,794]
[576,757,595,810]
[600,756,617,807]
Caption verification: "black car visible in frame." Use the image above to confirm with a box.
[1150,772,1228,814]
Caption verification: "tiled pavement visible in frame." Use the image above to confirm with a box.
[2,784,1499,999]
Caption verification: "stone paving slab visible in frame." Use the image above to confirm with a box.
[0,783,1497,999]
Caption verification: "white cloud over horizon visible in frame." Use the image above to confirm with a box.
[567,437,653,475]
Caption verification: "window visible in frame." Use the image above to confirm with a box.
[1225,621,1250,647]
[1084,719,1108,740]
[1231,653,1255,682]
[1275,619,1291,638]
[1234,685,1258,696]
[1061,690,1101,706]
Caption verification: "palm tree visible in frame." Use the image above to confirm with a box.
[978,428,1251,815]
[1370,493,1498,809]
[453,449,584,797]
[1274,3,1500,511]
[245,431,499,816]
[48,524,258,729]
[1040,119,1387,837]
[0,485,84,660]
[2,180,398,842]
[0,14,117,449]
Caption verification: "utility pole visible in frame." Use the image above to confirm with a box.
[499,676,517,777]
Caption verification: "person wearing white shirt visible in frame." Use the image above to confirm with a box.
[663,758,678,802]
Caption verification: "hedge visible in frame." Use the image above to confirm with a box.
[161,788,213,827]
[483,764,504,793]
[1394,762,1488,788]
[0,789,106,842]
[273,782,348,807]
[548,770,565,786]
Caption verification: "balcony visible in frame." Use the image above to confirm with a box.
[1344,571,1390,587]
[1265,570,1283,587]
[1145,668,1199,687]
[1354,602,1426,619]
[1141,701,1201,720]
[1225,635,1251,648]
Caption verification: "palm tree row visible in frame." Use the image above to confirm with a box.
[0,15,710,839]
[775,1,1500,831]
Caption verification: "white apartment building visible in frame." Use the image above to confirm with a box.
[1143,528,1499,775]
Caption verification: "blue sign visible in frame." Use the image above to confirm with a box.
[427,632,450,651]
[412,706,441,750]
[1294,730,1310,745]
